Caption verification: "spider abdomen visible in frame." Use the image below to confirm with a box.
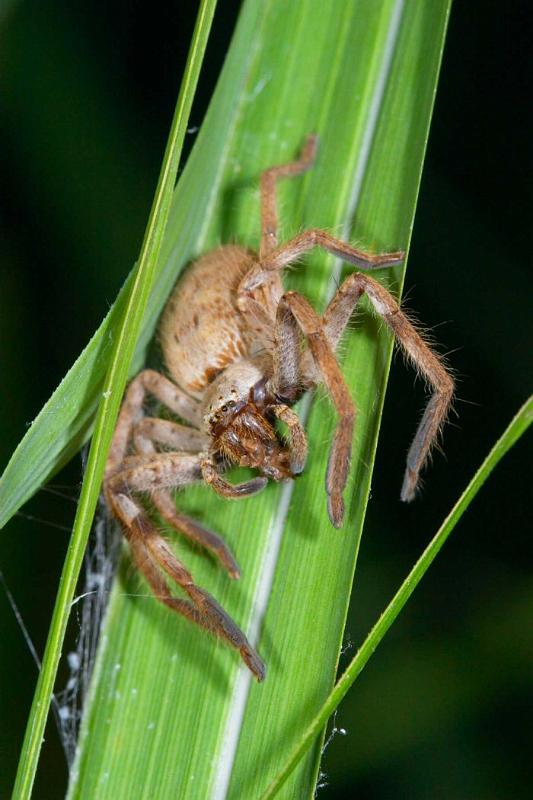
[159,245,255,398]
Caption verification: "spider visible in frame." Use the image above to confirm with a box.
[104,135,454,681]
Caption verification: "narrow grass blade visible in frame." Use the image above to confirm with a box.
[261,396,533,799]
[11,3,218,797]
[60,2,456,799]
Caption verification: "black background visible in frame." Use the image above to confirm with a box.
[0,2,531,798]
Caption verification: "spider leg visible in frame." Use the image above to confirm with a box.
[259,134,318,259]
[151,490,240,579]
[109,490,264,680]
[133,417,208,454]
[268,291,305,404]
[238,135,319,331]
[240,228,404,300]
[130,427,240,578]
[269,403,308,474]
[272,292,355,527]
[107,451,203,496]
[322,272,454,501]
[201,457,268,499]
[106,369,201,477]
[234,292,276,353]
[264,229,404,273]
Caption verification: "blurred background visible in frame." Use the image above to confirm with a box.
[0,1,530,798]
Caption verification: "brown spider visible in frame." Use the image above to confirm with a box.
[104,135,454,681]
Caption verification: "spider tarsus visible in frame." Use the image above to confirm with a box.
[290,456,306,475]
[235,476,268,496]
[327,494,345,529]
[400,469,417,503]
[197,588,264,679]
[202,460,269,499]
[227,564,241,580]
[242,647,266,682]
[216,546,240,579]
[303,132,319,161]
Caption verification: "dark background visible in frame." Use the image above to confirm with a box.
[0,1,530,798]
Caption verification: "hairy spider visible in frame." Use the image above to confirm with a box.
[104,135,454,680]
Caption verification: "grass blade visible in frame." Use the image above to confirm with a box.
[59,2,456,798]
[261,395,533,799]
[11,2,218,797]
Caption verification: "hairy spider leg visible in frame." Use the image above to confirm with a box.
[105,369,202,477]
[132,422,240,578]
[259,133,318,259]
[106,373,244,574]
[238,134,319,333]
[269,269,453,524]
[272,293,355,527]
[242,222,452,515]
[237,227,404,358]
[134,416,208,453]
[321,272,454,502]
[269,403,308,475]
[200,457,268,498]
[106,454,265,680]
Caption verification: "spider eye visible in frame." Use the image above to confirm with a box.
[227,400,235,407]
[221,404,228,412]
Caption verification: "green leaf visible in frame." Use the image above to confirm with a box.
[10,2,218,797]
[3,0,456,797]
[69,2,453,798]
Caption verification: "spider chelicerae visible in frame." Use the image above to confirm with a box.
[104,136,454,680]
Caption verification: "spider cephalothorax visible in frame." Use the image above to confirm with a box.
[205,369,296,482]
[104,135,454,680]
[213,401,293,481]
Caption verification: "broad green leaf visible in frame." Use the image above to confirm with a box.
[67,1,452,798]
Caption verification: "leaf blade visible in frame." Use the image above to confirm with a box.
[65,1,455,798]
[11,2,219,796]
